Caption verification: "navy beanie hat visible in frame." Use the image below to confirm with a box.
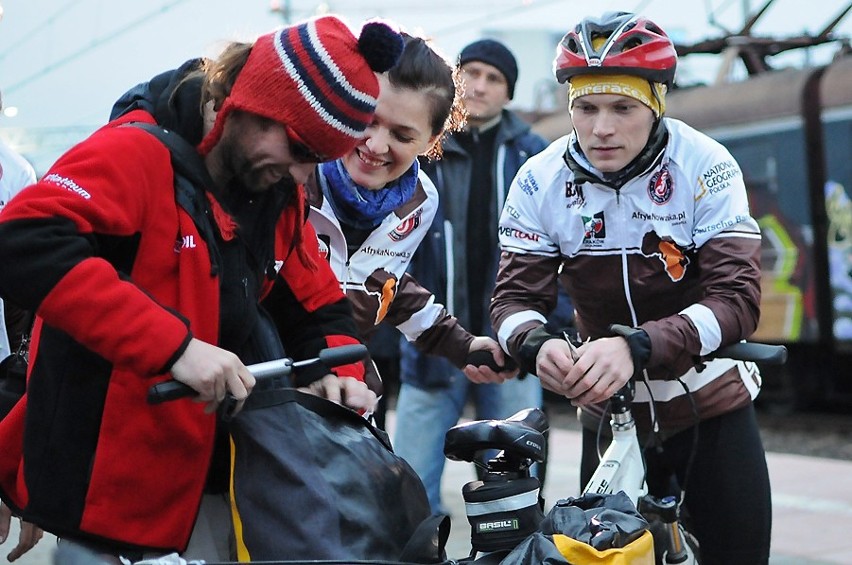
[459,39,519,99]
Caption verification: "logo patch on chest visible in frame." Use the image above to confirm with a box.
[648,164,673,205]
[582,212,606,240]
[317,234,331,262]
[389,208,423,242]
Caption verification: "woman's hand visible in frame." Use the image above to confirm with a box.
[463,337,519,384]
[171,338,256,415]
[299,374,378,413]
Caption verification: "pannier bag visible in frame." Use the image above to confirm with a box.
[229,387,448,563]
[496,491,654,564]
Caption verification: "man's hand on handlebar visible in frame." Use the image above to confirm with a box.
[463,337,519,384]
[170,338,256,415]
[299,374,378,413]
[563,337,633,406]
[0,501,43,562]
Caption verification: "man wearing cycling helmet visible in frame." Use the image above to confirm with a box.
[491,12,769,564]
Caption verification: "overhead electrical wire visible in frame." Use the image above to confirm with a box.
[0,0,79,64]
[430,0,656,37]
[3,0,191,95]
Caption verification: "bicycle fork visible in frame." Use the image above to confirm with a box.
[639,495,698,564]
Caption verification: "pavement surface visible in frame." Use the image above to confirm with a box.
[4,409,852,564]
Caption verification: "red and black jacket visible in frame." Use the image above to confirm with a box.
[0,100,364,552]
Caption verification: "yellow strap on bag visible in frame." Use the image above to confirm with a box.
[552,529,655,564]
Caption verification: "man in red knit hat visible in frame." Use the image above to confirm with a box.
[0,14,403,563]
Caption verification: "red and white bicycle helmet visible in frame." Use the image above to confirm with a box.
[553,12,677,86]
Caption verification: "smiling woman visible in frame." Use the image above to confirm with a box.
[305,32,517,409]
[342,73,440,190]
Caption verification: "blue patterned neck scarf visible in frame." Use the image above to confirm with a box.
[319,158,419,230]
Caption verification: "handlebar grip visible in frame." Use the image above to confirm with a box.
[147,344,368,406]
[147,380,196,404]
[465,349,518,372]
[710,342,788,365]
[316,343,369,368]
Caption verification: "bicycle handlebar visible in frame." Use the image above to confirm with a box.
[146,343,369,405]
[465,349,518,372]
[608,324,788,366]
[706,341,788,365]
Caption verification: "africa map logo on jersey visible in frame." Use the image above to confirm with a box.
[364,269,398,324]
[389,208,423,242]
[648,164,673,205]
[641,232,690,282]
[582,212,606,240]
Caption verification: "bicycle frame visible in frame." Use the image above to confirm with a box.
[581,384,647,506]
[578,339,788,564]
[582,382,698,564]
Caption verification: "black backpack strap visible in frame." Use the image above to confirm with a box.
[398,513,451,564]
[121,122,222,274]
[124,121,212,186]
[240,387,395,450]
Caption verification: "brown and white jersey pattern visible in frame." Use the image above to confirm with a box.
[492,118,762,430]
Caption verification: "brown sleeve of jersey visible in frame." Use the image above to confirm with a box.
[383,272,473,368]
[641,234,761,377]
[491,250,563,359]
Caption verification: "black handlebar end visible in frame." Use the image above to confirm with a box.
[466,349,519,373]
[147,380,197,404]
[317,343,369,367]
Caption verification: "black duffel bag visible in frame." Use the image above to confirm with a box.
[228,387,448,563]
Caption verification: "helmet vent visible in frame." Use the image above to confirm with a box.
[623,37,644,51]
[646,22,664,35]
[567,37,580,53]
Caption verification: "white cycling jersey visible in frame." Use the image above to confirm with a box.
[0,139,36,359]
[492,118,762,430]
[306,169,473,371]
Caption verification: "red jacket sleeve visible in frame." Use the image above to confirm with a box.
[0,120,193,375]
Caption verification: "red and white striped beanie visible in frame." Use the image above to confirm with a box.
[198,15,403,158]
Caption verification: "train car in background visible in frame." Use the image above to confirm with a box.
[530,50,852,410]
[666,53,852,409]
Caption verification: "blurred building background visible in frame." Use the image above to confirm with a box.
[0,0,849,173]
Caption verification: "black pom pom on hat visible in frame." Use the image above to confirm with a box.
[358,20,405,73]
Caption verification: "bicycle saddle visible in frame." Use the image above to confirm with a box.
[444,408,547,464]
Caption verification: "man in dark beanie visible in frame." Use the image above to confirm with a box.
[395,37,574,514]
[459,38,519,100]
[0,14,403,563]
